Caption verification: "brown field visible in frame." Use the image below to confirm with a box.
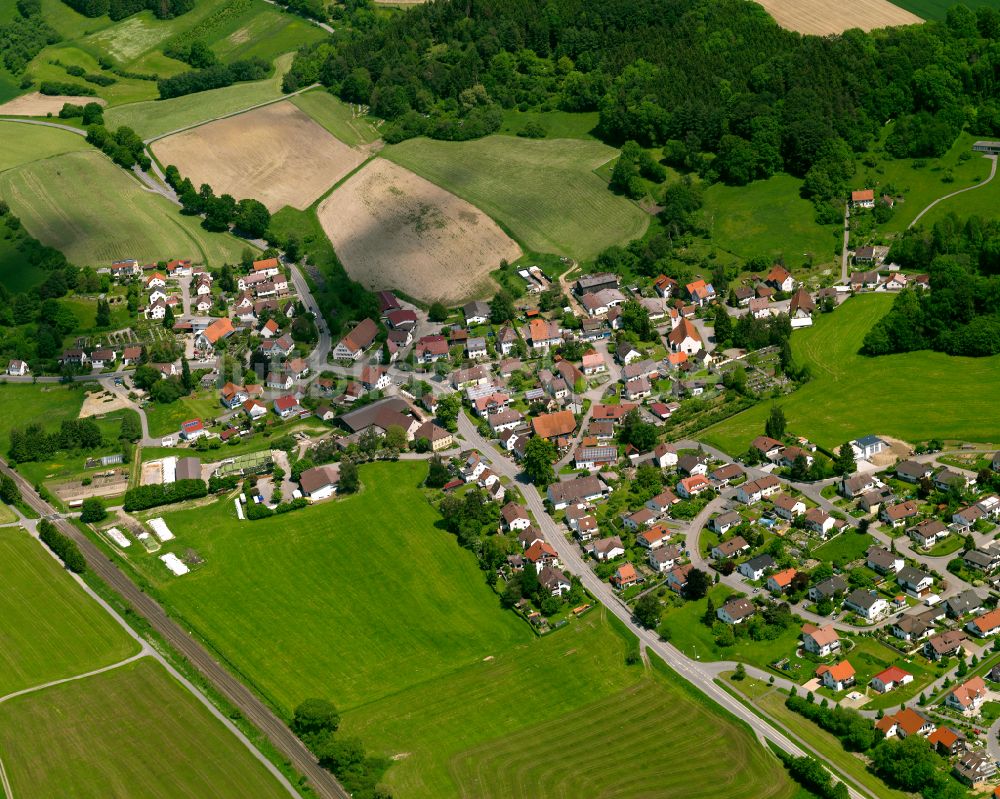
[151,101,365,212]
[318,158,521,304]
[0,93,107,117]
[755,0,921,34]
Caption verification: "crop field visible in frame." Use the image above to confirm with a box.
[0,150,247,266]
[152,101,365,212]
[118,461,797,799]
[703,293,1000,454]
[887,0,1000,19]
[0,121,89,172]
[105,52,293,139]
[755,0,922,34]
[0,526,138,695]
[0,657,290,799]
[383,135,649,261]
[318,158,521,304]
[291,90,381,148]
[701,174,838,267]
[0,93,107,117]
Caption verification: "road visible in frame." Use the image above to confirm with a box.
[455,415,872,799]
[0,459,350,799]
[841,204,850,282]
[909,154,998,229]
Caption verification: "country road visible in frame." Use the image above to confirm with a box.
[0,460,350,799]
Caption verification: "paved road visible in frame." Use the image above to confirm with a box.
[0,117,86,136]
[841,204,850,282]
[0,460,350,799]
[909,154,998,229]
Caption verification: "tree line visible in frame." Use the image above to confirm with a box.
[39,519,86,573]
[8,420,104,463]
[0,0,59,75]
[123,478,208,511]
[60,0,193,21]
[157,57,269,99]
[163,164,271,237]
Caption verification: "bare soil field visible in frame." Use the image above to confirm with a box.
[755,0,921,34]
[317,158,521,304]
[80,389,132,418]
[151,101,365,212]
[0,93,107,117]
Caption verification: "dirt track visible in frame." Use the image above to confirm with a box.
[755,0,921,34]
[151,101,365,211]
[0,93,107,117]
[317,158,520,304]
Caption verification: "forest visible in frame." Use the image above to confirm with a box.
[60,0,194,20]
[862,213,1000,356]
[285,0,1000,213]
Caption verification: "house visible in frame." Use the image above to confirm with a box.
[376,290,401,314]
[121,346,142,367]
[463,300,491,325]
[767,568,797,594]
[802,624,840,657]
[816,661,855,692]
[538,566,572,597]
[615,341,641,365]
[925,630,968,661]
[637,526,670,550]
[266,372,293,391]
[735,475,781,504]
[927,727,966,757]
[488,409,524,434]
[260,334,294,359]
[870,666,914,693]
[851,189,875,208]
[196,317,235,350]
[667,318,702,355]
[748,297,771,319]
[653,274,678,298]
[677,475,710,498]
[765,265,795,293]
[896,566,934,598]
[145,272,166,289]
[385,309,417,331]
[908,519,948,548]
[965,546,1000,572]
[415,335,449,363]
[666,563,694,593]
[936,468,973,493]
[712,536,749,560]
[648,545,682,573]
[524,541,559,573]
[686,279,716,306]
[581,351,606,375]
[360,366,391,392]
[243,399,267,420]
[273,395,302,418]
[717,597,755,624]
[808,576,848,602]
[892,614,932,642]
[751,436,784,461]
[953,752,997,787]
[710,511,742,535]
[896,460,932,483]
[946,589,984,620]
[622,508,657,532]
[676,454,707,477]
[144,299,166,320]
[547,475,611,510]
[333,318,378,361]
[179,419,207,441]
[773,494,806,520]
[574,445,618,471]
[286,357,310,380]
[110,258,140,279]
[645,489,679,515]
[649,443,678,470]
[590,536,625,562]
[839,473,878,498]
[778,446,814,469]
[219,383,248,409]
[850,435,885,461]
[611,563,639,589]
[876,708,935,739]
[968,608,1000,637]
[517,527,544,550]
[528,318,562,351]
[866,546,903,575]
[945,677,987,714]
[494,325,518,356]
[532,410,576,440]
[299,465,340,500]
[590,403,638,424]
[739,554,776,581]
[6,359,29,376]
[623,377,651,401]
[788,288,816,323]
[880,500,919,528]
[844,589,889,621]
[412,421,453,451]
[466,337,488,360]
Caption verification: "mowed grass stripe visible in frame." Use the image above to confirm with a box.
[0,527,138,696]
[702,293,1000,454]
[143,461,529,713]
[0,658,289,799]
[0,150,247,266]
[383,135,649,261]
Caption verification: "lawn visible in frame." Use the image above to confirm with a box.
[703,293,1000,454]
[0,383,90,454]
[888,0,1000,19]
[382,135,650,261]
[290,89,381,148]
[106,52,293,139]
[701,174,839,268]
[923,535,964,557]
[0,149,248,266]
[0,526,138,695]
[0,121,89,172]
[144,390,223,438]
[812,531,874,565]
[0,657,289,798]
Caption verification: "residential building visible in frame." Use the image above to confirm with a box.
[333,318,378,360]
[808,576,847,603]
[739,554,776,581]
[547,476,611,510]
[677,475,710,498]
[866,546,903,575]
[925,630,968,661]
[817,661,855,692]
[870,666,914,693]
[896,566,934,598]
[711,536,749,560]
[944,677,987,714]
[299,465,340,500]
[735,475,781,504]
[717,598,755,625]
[844,589,889,621]
[611,563,638,589]
[968,608,1000,637]
[802,624,840,657]
[773,494,806,520]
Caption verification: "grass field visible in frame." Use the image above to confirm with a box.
[0,657,289,798]
[0,383,89,454]
[383,135,649,261]
[498,109,599,140]
[917,152,1000,228]
[291,89,380,147]
[0,526,138,695]
[887,0,1000,18]
[106,52,293,139]
[701,174,838,267]
[812,531,874,564]
[209,3,326,64]
[703,293,1000,454]
[0,122,90,171]
[0,149,248,266]
[145,389,224,437]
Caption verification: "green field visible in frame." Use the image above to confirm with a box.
[917,153,1000,227]
[145,390,225,437]
[383,135,650,261]
[0,657,289,799]
[291,89,380,147]
[703,294,1000,454]
[0,122,89,171]
[0,149,248,266]
[106,52,293,139]
[208,3,326,64]
[812,531,874,564]
[498,109,599,140]
[888,0,1000,19]
[0,526,138,695]
[117,461,800,798]
[0,383,90,454]
[701,174,838,267]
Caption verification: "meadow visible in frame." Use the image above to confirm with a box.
[886,0,1000,18]
[383,135,650,261]
[0,122,89,171]
[120,461,799,799]
[0,149,248,266]
[0,526,138,695]
[291,89,381,147]
[106,52,293,139]
[0,657,290,799]
[0,383,90,454]
[700,174,839,268]
[703,293,1000,454]
[144,389,226,437]
[917,151,1000,228]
